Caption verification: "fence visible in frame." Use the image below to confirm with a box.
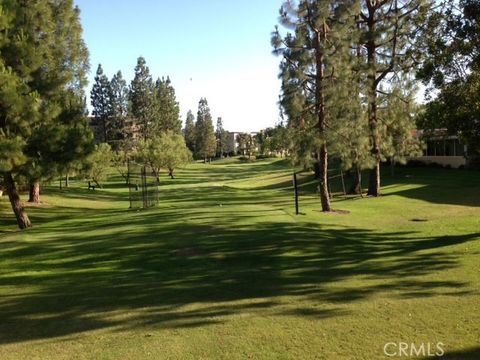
[127,161,159,209]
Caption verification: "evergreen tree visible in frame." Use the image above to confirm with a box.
[130,57,155,141]
[327,42,372,195]
[357,0,431,196]
[109,70,129,147]
[380,78,422,171]
[90,63,112,143]
[184,110,196,153]
[0,0,92,228]
[154,77,182,134]
[195,98,216,162]
[215,117,229,157]
[273,0,356,211]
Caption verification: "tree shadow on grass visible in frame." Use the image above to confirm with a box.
[380,167,480,207]
[0,210,477,344]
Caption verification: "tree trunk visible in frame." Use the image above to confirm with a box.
[366,9,381,197]
[28,181,40,203]
[102,116,108,143]
[4,172,32,229]
[348,167,363,195]
[313,161,321,179]
[318,145,331,212]
[315,27,331,212]
[65,174,69,188]
[367,162,380,197]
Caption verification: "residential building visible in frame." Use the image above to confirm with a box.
[409,130,467,168]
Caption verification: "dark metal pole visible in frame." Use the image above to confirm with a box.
[293,172,299,215]
[142,165,147,208]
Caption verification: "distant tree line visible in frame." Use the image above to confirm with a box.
[233,124,290,159]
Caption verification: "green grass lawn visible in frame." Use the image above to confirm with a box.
[0,158,479,359]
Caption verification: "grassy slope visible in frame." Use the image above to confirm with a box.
[0,159,479,359]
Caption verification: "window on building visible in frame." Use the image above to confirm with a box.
[434,140,445,156]
[454,139,465,156]
[445,139,455,156]
[426,141,435,156]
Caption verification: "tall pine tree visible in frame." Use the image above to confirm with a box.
[357,0,431,196]
[109,70,129,147]
[90,63,112,143]
[195,98,216,162]
[154,76,182,134]
[184,110,196,153]
[273,0,357,211]
[215,117,228,158]
[0,0,92,228]
[130,57,155,141]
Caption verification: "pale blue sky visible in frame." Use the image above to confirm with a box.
[74,0,284,131]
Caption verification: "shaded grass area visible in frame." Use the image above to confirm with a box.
[0,159,479,359]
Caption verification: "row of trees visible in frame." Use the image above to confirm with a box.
[91,58,183,144]
[183,99,217,162]
[235,124,290,158]
[272,0,430,212]
[0,0,93,229]
[90,58,191,181]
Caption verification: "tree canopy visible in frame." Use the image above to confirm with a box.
[0,0,92,228]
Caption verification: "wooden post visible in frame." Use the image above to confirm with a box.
[293,172,299,215]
